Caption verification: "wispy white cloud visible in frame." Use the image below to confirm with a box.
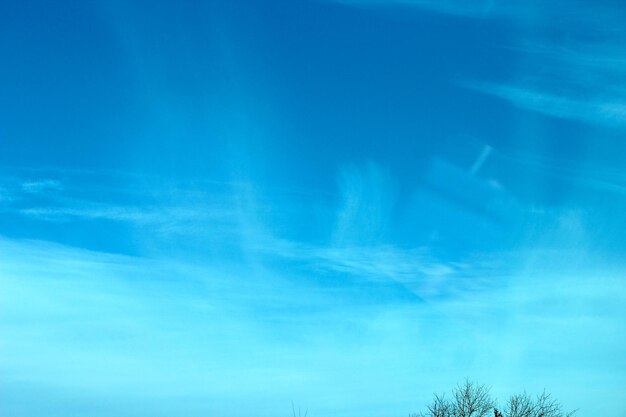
[465,81,626,127]
[20,179,64,193]
[3,230,625,417]
[492,149,626,198]
[332,163,396,246]
[334,0,626,129]
[0,162,585,305]
[17,203,235,226]
[331,0,601,21]
[493,34,626,126]
[254,236,503,301]
[0,169,242,238]
[2,160,626,416]
[333,0,626,27]
[0,236,479,416]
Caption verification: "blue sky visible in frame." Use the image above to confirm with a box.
[1,1,625,416]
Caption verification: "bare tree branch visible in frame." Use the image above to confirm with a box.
[413,381,575,417]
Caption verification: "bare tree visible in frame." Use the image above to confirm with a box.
[501,391,576,417]
[291,402,308,417]
[530,391,575,417]
[411,381,494,417]
[413,382,575,417]
[453,380,495,417]
[505,393,535,417]
[412,393,452,417]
